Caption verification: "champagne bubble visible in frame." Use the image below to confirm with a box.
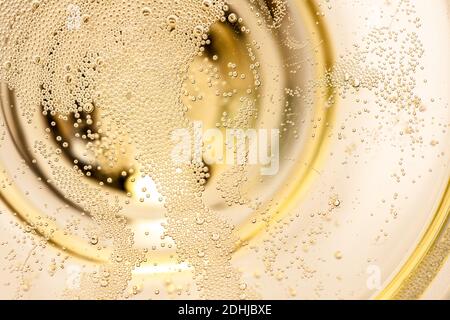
[228,13,237,23]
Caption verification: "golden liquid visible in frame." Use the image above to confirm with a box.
[0,0,449,299]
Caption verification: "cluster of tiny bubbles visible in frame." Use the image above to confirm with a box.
[0,0,267,299]
[35,140,145,299]
[216,165,250,206]
[395,227,450,299]
[248,0,287,30]
[285,0,426,152]
[256,193,341,284]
